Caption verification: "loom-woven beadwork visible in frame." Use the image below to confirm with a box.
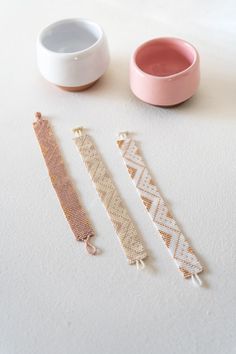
[33,113,96,254]
[74,130,147,265]
[117,135,203,278]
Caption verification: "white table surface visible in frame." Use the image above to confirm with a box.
[1,1,236,354]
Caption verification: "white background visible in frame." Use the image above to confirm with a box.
[0,1,236,353]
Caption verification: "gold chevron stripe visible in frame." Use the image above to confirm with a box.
[74,133,147,265]
[117,137,203,278]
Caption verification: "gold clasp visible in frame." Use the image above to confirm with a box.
[73,127,84,137]
[118,131,128,140]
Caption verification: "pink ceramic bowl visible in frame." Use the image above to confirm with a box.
[130,37,200,106]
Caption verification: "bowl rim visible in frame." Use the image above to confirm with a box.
[37,18,105,57]
[131,37,199,80]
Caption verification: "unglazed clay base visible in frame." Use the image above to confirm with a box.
[130,37,200,106]
[57,80,98,92]
[152,96,193,107]
[37,19,109,91]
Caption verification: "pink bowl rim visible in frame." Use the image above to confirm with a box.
[131,37,199,80]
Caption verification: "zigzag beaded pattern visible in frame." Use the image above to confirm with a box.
[74,134,147,264]
[33,118,95,242]
[117,138,203,278]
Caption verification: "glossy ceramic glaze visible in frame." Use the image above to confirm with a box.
[37,18,109,90]
[130,37,200,106]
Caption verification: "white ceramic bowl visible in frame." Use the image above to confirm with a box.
[37,18,109,91]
